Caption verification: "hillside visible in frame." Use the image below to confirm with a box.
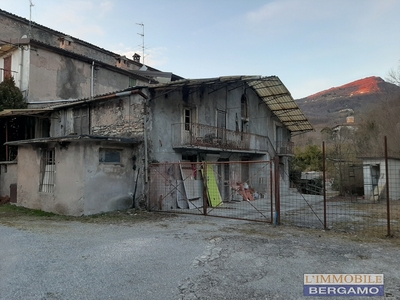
[296,76,400,129]
[293,76,400,145]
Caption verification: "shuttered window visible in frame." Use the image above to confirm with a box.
[3,56,11,79]
[73,107,89,135]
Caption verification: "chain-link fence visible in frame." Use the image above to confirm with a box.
[149,160,273,223]
[148,138,400,238]
[284,137,400,238]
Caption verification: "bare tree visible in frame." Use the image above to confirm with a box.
[386,60,400,86]
[355,92,400,157]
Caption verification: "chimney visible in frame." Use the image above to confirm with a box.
[58,36,73,50]
[133,53,141,63]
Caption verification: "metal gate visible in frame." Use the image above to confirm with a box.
[149,161,273,223]
[280,169,326,229]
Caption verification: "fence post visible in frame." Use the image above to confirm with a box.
[274,156,280,225]
[322,141,327,230]
[384,136,391,237]
[270,162,274,223]
[202,162,208,216]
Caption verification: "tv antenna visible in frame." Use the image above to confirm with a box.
[28,0,34,37]
[136,22,144,65]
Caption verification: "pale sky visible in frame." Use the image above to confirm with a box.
[1,0,400,99]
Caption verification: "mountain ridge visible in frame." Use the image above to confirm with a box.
[305,76,384,100]
[296,76,400,128]
[294,76,400,144]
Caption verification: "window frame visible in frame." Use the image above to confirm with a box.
[39,148,55,193]
[99,148,122,164]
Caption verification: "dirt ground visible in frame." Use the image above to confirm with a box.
[1,204,400,300]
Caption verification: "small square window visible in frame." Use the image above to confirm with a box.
[129,77,137,87]
[99,148,121,164]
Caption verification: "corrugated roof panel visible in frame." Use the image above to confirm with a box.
[247,77,313,133]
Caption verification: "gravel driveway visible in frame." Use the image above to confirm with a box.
[0,214,399,300]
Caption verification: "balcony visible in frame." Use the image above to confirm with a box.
[275,141,294,156]
[171,123,274,154]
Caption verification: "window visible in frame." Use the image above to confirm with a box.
[73,107,89,135]
[129,77,137,87]
[99,148,121,164]
[3,56,12,79]
[241,94,248,119]
[39,149,55,193]
[216,109,226,139]
[241,94,249,133]
[184,108,191,131]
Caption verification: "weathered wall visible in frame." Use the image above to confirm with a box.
[0,162,17,197]
[48,94,146,138]
[82,142,143,215]
[0,10,142,69]
[15,141,144,216]
[28,48,140,102]
[91,95,145,138]
[16,144,85,215]
[147,83,275,163]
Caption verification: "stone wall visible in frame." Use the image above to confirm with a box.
[90,95,145,138]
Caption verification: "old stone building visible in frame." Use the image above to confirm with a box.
[0,8,180,202]
[0,9,313,216]
[4,76,313,215]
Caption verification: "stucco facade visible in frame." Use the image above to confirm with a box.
[15,140,141,215]
[0,162,17,198]
[0,8,140,68]
[0,9,179,107]
[0,39,150,105]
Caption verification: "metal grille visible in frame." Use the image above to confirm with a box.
[39,149,55,193]
[149,161,273,223]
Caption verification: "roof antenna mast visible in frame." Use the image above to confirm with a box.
[28,0,34,37]
[136,22,144,65]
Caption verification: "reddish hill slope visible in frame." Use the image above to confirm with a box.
[296,76,400,128]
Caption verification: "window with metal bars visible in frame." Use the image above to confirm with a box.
[39,149,55,193]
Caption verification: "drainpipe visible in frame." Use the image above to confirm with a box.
[144,114,148,183]
[90,61,94,99]
[19,47,23,90]
[5,120,9,161]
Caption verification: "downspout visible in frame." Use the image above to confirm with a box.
[19,47,23,90]
[144,114,148,183]
[144,114,149,210]
[90,61,94,99]
[5,120,9,161]
[89,61,94,135]
[25,45,30,102]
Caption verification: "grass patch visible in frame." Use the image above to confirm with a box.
[0,203,175,225]
[0,204,57,217]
